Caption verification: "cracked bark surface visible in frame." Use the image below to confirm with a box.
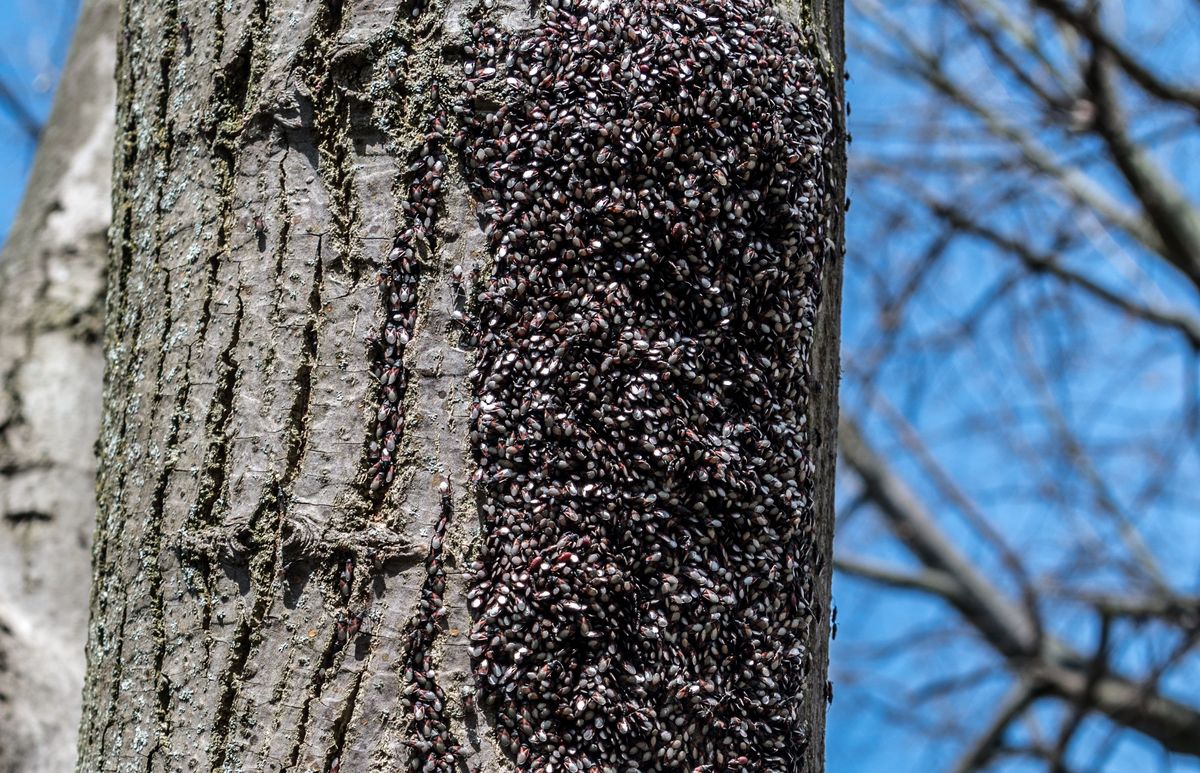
[76,0,843,771]
[0,0,116,770]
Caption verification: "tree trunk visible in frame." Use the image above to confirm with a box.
[0,0,116,770]
[77,0,843,771]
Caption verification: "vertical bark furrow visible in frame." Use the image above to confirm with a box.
[106,29,138,315]
[155,0,179,171]
[364,102,447,496]
[323,668,367,771]
[286,666,321,770]
[284,598,371,769]
[97,605,129,761]
[143,275,185,772]
[399,486,464,771]
[212,490,292,767]
[209,609,256,770]
[287,244,323,475]
[308,3,362,277]
[272,149,294,293]
[283,612,352,768]
[209,0,264,144]
[193,300,244,537]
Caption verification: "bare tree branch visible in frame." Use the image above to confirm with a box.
[839,416,1038,659]
[843,0,1200,767]
[0,75,42,142]
[1048,614,1110,772]
[839,415,1200,756]
[1084,47,1200,290]
[835,555,967,601]
[1035,0,1200,112]
[951,679,1042,773]
[851,1,1171,264]
[1070,593,1200,627]
[924,196,1200,350]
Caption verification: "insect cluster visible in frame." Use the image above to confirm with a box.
[333,559,367,649]
[453,0,835,770]
[399,479,461,770]
[365,113,448,495]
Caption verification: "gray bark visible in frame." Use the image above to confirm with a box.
[0,0,116,770]
[793,4,845,768]
[76,1,843,771]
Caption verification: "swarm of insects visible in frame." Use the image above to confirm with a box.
[452,0,836,770]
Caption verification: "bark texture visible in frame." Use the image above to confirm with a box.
[76,0,843,771]
[785,4,844,770]
[0,0,116,770]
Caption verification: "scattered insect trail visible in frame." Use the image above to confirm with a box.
[364,98,460,769]
[365,112,447,496]
[399,478,460,771]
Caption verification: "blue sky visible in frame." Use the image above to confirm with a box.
[828,2,1200,771]
[0,0,76,239]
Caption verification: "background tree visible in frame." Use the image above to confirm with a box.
[0,0,113,769]
[833,0,1200,770]
[69,1,844,772]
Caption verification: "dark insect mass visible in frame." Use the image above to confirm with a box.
[365,114,447,497]
[452,0,836,770]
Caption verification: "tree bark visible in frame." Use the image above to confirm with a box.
[0,0,116,770]
[76,1,843,771]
